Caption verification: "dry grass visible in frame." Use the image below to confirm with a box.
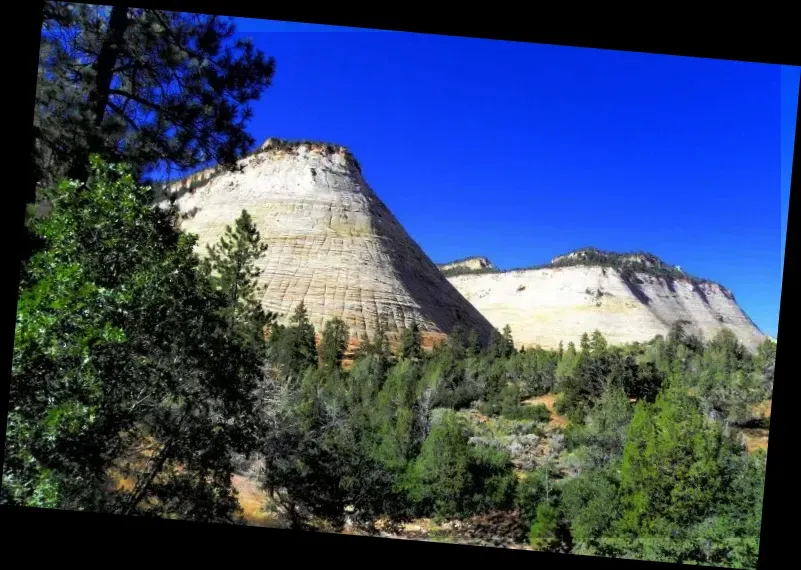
[523,393,568,428]
[752,399,772,418]
[231,474,283,528]
[740,428,770,453]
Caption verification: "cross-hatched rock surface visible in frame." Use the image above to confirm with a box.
[161,140,494,342]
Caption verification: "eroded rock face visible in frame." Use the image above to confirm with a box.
[160,140,494,342]
[438,256,496,272]
[446,265,766,352]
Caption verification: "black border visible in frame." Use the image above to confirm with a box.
[4,2,798,569]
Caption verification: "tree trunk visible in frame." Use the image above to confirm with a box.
[120,409,188,516]
[69,4,131,182]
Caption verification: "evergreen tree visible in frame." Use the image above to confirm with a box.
[616,385,743,536]
[204,209,275,348]
[318,317,348,369]
[529,501,561,551]
[488,327,513,359]
[34,2,276,188]
[466,328,481,356]
[269,302,318,383]
[399,322,423,360]
[448,324,467,360]
[407,411,515,519]
[580,332,591,353]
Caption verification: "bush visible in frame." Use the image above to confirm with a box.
[506,403,550,422]
[515,470,548,526]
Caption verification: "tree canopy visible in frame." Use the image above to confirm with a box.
[34,2,275,189]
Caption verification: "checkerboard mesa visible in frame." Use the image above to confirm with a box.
[160,137,495,345]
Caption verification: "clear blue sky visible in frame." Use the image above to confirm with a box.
[227,18,797,338]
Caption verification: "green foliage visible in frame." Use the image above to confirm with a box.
[204,209,275,349]
[565,385,634,470]
[7,160,770,567]
[4,158,263,521]
[318,317,348,369]
[35,2,276,187]
[515,470,548,527]
[406,411,515,519]
[560,468,620,550]
[439,265,500,278]
[267,302,318,383]
[529,501,561,550]
[480,383,550,422]
[488,326,514,359]
[617,385,747,537]
[399,322,423,360]
[353,313,392,371]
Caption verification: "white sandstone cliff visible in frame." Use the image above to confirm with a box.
[159,139,494,342]
[446,261,766,352]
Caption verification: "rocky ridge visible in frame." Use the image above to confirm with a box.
[438,256,497,275]
[443,250,766,352]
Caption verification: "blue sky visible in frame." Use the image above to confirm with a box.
[229,18,797,338]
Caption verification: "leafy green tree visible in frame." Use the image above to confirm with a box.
[399,322,422,360]
[754,338,776,395]
[318,317,348,369]
[4,158,262,521]
[515,470,548,527]
[35,2,276,187]
[260,364,407,531]
[371,359,427,474]
[447,324,467,360]
[488,327,513,359]
[355,313,392,371]
[502,324,515,349]
[555,341,579,386]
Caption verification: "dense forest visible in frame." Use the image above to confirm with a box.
[6,4,775,569]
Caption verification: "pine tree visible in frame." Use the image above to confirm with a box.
[400,322,423,360]
[267,302,318,383]
[371,312,392,371]
[319,317,348,369]
[204,209,275,347]
[466,328,481,356]
[448,324,467,359]
[34,2,276,188]
[502,324,515,350]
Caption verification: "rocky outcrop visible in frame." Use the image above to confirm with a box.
[445,255,766,352]
[160,138,494,343]
[438,256,496,273]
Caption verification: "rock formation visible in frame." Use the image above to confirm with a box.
[438,256,497,274]
[443,248,767,352]
[159,138,494,343]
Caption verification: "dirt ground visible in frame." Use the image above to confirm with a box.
[522,393,568,428]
